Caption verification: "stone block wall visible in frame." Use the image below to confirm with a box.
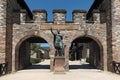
[12,8,107,71]
[89,41,102,69]
[0,0,6,63]
[32,9,87,25]
[87,0,112,71]
[112,0,120,63]
[72,10,86,25]
[96,0,120,71]
[6,0,21,72]
[53,9,66,24]
[5,0,32,72]
[99,0,113,71]
[1,0,118,73]
[33,10,47,23]
[18,40,30,70]
[88,0,120,72]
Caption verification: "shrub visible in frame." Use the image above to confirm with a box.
[30,58,41,64]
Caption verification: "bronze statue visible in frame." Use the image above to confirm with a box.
[50,28,64,56]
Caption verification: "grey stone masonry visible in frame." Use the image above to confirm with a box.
[12,8,107,71]
[20,9,27,24]
[0,0,6,63]
[1,0,120,74]
[92,10,100,23]
[33,10,47,23]
[112,0,120,62]
[72,10,87,24]
[53,9,66,24]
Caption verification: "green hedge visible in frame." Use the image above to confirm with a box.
[30,58,41,64]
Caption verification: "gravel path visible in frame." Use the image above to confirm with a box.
[0,60,120,80]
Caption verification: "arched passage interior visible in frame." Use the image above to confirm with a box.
[69,36,103,70]
[15,36,50,70]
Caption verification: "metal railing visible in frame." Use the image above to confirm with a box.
[0,63,8,76]
[113,61,120,74]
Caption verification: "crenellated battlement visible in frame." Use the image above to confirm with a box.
[1,0,120,75]
[32,9,47,23]
[72,10,87,24]
[20,9,101,24]
[53,9,66,24]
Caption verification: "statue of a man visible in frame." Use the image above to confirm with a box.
[50,28,64,56]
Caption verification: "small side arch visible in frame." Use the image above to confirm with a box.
[14,35,51,71]
[69,35,104,70]
[69,35,103,49]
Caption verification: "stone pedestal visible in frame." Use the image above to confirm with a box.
[54,56,65,73]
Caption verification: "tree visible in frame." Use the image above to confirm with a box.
[30,43,41,53]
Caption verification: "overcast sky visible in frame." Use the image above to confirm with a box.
[25,0,94,21]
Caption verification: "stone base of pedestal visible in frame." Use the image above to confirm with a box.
[54,56,65,74]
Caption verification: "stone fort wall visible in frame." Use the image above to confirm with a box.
[12,9,107,71]
[0,0,7,63]
[88,0,120,72]
[0,0,120,73]
[0,0,32,72]
[90,0,113,71]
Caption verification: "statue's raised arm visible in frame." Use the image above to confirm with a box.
[50,28,55,35]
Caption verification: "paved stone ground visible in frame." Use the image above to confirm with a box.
[0,60,120,80]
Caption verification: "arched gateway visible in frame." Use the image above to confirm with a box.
[11,8,108,72]
[14,35,51,70]
[69,36,103,70]
[1,0,120,75]
[12,33,54,71]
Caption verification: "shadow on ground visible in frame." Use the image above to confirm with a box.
[26,64,95,70]
[69,64,96,70]
[26,65,50,70]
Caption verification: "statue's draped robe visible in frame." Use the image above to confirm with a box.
[53,33,63,50]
